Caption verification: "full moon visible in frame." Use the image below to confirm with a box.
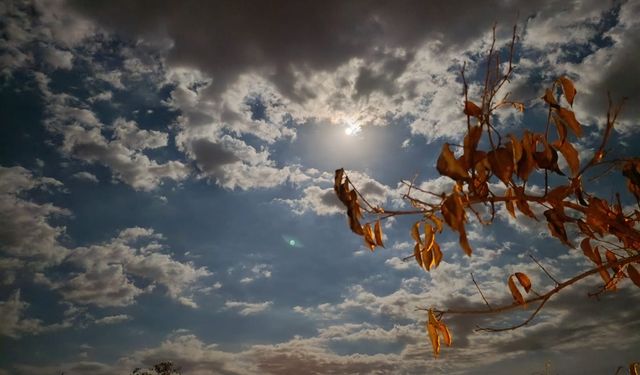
[344,122,361,136]
[289,239,296,246]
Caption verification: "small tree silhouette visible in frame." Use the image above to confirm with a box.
[334,25,639,358]
[132,361,181,375]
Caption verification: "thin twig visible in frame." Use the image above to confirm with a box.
[471,272,492,309]
[529,254,560,285]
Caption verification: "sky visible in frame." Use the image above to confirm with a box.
[1,0,639,374]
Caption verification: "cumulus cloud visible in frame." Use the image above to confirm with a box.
[71,171,99,183]
[93,314,131,325]
[0,290,70,338]
[224,301,273,316]
[0,166,69,267]
[33,72,190,191]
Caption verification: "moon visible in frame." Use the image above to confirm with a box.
[344,122,361,136]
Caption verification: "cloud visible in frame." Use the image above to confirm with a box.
[52,228,211,307]
[224,301,273,316]
[0,290,70,338]
[43,46,73,70]
[0,166,69,267]
[93,314,132,325]
[33,73,191,191]
[71,171,99,183]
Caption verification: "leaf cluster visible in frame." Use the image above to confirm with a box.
[333,25,640,358]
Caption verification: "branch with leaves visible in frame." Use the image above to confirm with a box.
[333,25,640,358]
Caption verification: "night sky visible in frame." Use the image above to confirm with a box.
[1,1,639,374]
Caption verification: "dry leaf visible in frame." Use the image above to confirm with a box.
[558,76,576,106]
[542,88,558,108]
[628,265,640,288]
[464,101,483,117]
[427,309,441,358]
[557,108,582,137]
[552,140,580,176]
[488,147,514,185]
[459,229,472,256]
[515,272,532,293]
[411,221,421,245]
[580,238,599,264]
[505,188,516,219]
[363,223,376,251]
[437,143,470,181]
[544,209,571,247]
[374,220,384,247]
[437,322,452,347]
[414,243,423,268]
[432,242,443,268]
[424,223,435,253]
[508,275,525,305]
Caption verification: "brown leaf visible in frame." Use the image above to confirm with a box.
[517,132,538,181]
[505,188,516,219]
[605,250,620,273]
[544,209,571,247]
[551,113,568,143]
[558,76,577,106]
[424,223,435,252]
[374,220,384,247]
[427,309,441,358]
[414,243,423,268]
[437,321,452,347]
[552,140,580,176]
[514,187,537,219]
[576,219,595,238]
[515,272,532,293]
[628,265,640,288]
[462,126,483,169]
[488,147,514,185]
[534,140,563,175]
[411,221,421,245]
[459,229,472,256]
[546,185,572,203]
[630,362,640,375]
[363,223,376,251]
[421,246,434,271]
[508,134,523,167]
[437,143,470,181]
[441,192,465,232]
[557,108,582,137]
[542,88,558,108]
[428,214,444,233]
[580,238,599,264]
[508,275,525,305]
[464,101,483,117]
[432,242,443,268]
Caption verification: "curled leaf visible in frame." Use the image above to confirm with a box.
[374,220,385,247]
[508,275,525,305]
[628,265,640,288]
[427,309,441,358]
[505,188,516,219]
[414,243,423,268]
[544,209,571,247]
[363,223,376,251]
[464,101,483,117]
[557,108,582,137]
[558,76,576,106]
[432,242,443,268]
[424,223,435,253]
[515,272,532,293]
[542,88,558,108]
[459,229,472,256]
[552,140,580,176]
[411,222,421,245]
[437,143,470,181]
